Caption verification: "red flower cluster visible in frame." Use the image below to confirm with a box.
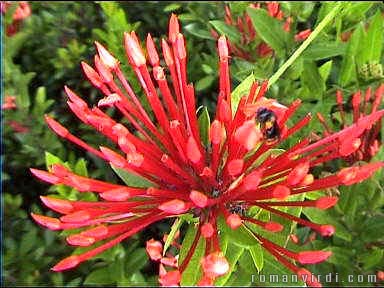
[2,95,17,110]
[211,2,311,61]
[2,95,30,133]
[1,1,31,36]
[146,233,181,286]
[31,14,383,287]
[317,85,383,163]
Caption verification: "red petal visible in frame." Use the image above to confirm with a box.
[66,234,95,247]
[201,223,214,238]
[264,221,284,232]
[315,196,338,210]
[81,225,109,238]
[339,137,361,156]
[60,210,91,223]
[200,252,229,278]
[227,159,244,177]
[234,120,262,151]
[272,185,291,200]
[159,270,181,286]
[186,136,202,164]
[40,196,74,214]
[190,190,208,208]
[30,168,60,184]
[226,214,242,229]
[100,187,132,201]
[158,199,188,214]
[31,213,62,230]
[146,238,163,261]
[297,251,332,264]
[51,255,80,272]
[95,41,118,69]
[124,32,146,67]
[45,115,69,138]
[209,120,223,145]
[146,34,159,66]
[287,161,310,186]
[319,225,335,237]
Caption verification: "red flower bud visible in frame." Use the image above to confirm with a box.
[186,136,202,164]
[287,161,310,186]
[146,238,163,261]
[272,185,291,200]
[201,252,229,278]
[234,120,262,151]
[315,196,338,210]
[95,41,119,70]
[159,270,181,287]
[226,213,242,229]
[51,255,80,272]
[227,159,244,176]
[40,196,74,214]
[297,250,332,264]
[201,223,215,238]
[190,190,208,208]
[158,199,188,214]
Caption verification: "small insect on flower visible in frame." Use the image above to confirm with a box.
[256,107,281,145]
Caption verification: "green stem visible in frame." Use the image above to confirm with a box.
[268,3,343,88]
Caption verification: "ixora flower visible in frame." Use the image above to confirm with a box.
[211,2,311,60]
[1,1,31,36]
[31,14,384,287]
[317,85,383,163]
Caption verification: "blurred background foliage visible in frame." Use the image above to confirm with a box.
[2,1,383,287]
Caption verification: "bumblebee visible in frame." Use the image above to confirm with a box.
[228,202,247,216]
[256,107,281,144]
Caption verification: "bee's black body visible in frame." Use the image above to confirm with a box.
[256,107,281,144]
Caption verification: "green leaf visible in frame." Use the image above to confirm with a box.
[74,158,88,177]
[231,73,255,114]
[197,106,210,146]
[342,2,373,23]
[247,7,287,57]
[338,24,363,86]
[184,23,213,40]
[209,20,241,43]
[125,248,148,272]
[163,3,181,12]
[215,243,245,286]
[360,248,383,270]
[163,218,184,256]
[180,224,205,286]
[196,75,214,91]
[32,87,53,117]
[250,149,285,169]
[302,42,346,60]
[45,152,66,170]
[84,267,113,285]
[301,60,325,97]
[238,250,258,275]
[326,246,354,269]
[319,60,333,83]
[361,215,384,243]
[256,252,306,286]
[302,208,352,242]
[218,216,258,248]
[249,243,264,273]
[361,11,383,64]
[111,164,153,188]
[19,229,38,256]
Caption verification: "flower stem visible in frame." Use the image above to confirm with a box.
[268,3,343,88]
